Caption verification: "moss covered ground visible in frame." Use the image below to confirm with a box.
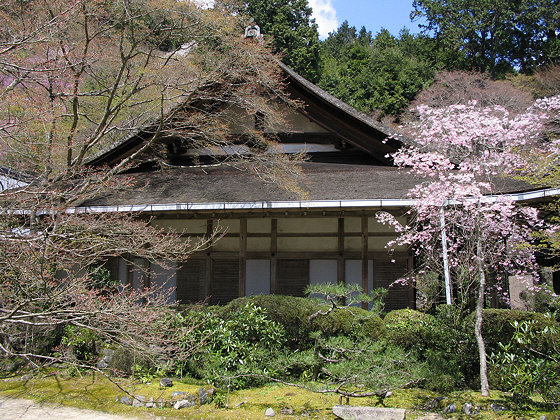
[1,371,559,419]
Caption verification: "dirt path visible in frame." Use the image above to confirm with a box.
[0,396,147,420]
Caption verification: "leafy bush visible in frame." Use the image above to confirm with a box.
[463,309,557,356]
[490,317,560,403]
[187,302,286,389]
[384,307,469,391]
[217,295,318,349]
[61,325,99,361]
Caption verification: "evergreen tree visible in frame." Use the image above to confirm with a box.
[412,0,560,76]
[238,0,321,82]
[318,24,435,118]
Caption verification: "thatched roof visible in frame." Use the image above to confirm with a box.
[81,162,532,208]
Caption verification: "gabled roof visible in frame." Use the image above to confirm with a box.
[87,62,404,168]
[277,62,404,163]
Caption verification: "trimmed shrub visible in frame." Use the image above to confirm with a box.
[463,309,558,356]
[384,308,468,391]
[311,305,385,340]
[384,309,441,353]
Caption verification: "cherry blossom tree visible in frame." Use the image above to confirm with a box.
[378,96,560,395]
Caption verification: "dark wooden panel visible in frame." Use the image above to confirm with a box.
[211,259,239,305]
[176,259,206,304]
[277,259,309,297]
[374,255,410,311]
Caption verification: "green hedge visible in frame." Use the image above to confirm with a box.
[216,295,386,348]
[463,309,559,355]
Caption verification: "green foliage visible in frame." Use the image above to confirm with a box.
[412,0,560,75]
[217,295,317,349]
[61,325,99,362]
[384,307,470,391]
[318,26,435,117]
[311,307,385,340]
[86,266,118,291]
[238,0,321,82]
[187,302,286,389]
[464,309,557,356]
[490,318,560,403]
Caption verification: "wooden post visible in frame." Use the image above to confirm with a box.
[270,218,278,294]
[338,217,345,284]
[239,218,247,297]
[361,216,368,310]
[205,219,213,300]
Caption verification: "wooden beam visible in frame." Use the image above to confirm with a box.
[270,218,278,294]
[361,216,368,310]
[239,218,247,297]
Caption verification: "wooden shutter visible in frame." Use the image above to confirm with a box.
[277,259,309,297]
[374,255,410,311]
[211,259,239,305]
[176,259,206,304]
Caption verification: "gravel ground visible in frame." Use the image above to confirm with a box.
[0,396,146,420]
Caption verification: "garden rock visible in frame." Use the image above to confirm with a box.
[171,391,187,399]
[132,395,145,408]
[198,388,211,405]
[174,399,195,409]
[119,396,132,406]
[491,404,507,412]
[280,407,294,415]
[443,403,456,413]
[145,397,154,408]
[426,396,446,410]
[265,407,276,417]
[96,349,114,370]
[160,378,173,387]
[332,405,406,420]
[462,403,473,415]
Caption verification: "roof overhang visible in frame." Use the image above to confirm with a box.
[65,187,560,216]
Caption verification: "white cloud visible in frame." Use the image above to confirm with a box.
[308,0,339,39]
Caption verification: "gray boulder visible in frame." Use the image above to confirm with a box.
[443,403,457,413]
[265,408,275,417]
[96,348,114,370]
[160,377,173,387]
[174,399,196,409]
[132,395,145,408]
[198,388,211,405]
[119,396,132,406]
[333,405,406,420]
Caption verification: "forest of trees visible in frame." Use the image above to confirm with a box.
[243,0,560,118]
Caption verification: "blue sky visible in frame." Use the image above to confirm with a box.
[308,0,425,39]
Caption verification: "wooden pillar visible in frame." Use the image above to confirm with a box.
[239,218,247,297]
[270,218,278,294]
[408,255,416,309]
[126,257,134,289]
[142,259,151,290]
[205,219,213,299]
[338,217,345,284]
[361,216,369,310]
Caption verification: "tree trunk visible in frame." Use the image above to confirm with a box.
[475,230,490,396]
